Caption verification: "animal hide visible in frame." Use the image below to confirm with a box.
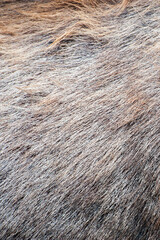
[0,0,160,239]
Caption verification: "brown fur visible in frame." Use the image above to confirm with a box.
[0,0,160,239]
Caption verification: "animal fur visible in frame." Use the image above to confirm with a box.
[0,0,160,239]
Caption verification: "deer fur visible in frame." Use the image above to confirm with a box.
[0,0,160,239]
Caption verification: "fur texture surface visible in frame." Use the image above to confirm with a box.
[0,0,160,239]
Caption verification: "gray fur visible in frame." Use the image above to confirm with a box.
[0,0,160,239]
